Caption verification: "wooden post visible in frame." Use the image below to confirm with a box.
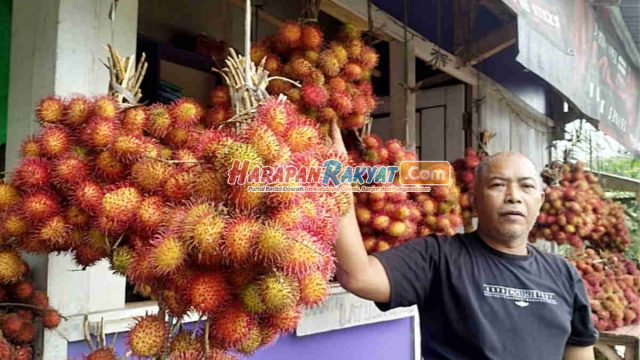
[389,40,416,150]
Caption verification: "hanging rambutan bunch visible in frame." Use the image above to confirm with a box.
[12,157,50,191]
[147,104,174,138]
[80,116,119,149]
[170,98,204,128]
[93,95,119,120]
[277,21,303,49]
[189,271,231,315]
[36,96,65,124]
[128,315,168,357]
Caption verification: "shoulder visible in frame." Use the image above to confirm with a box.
[530,246,579,284]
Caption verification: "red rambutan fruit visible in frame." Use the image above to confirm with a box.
[189,272,231,315]
[211,304,258,348]
[86,348,117,360]
[341,114,366,129]
[65,96,93,127]
[38,125,72,158]
[21,191,60,222]
[279,231,324,276]
[133,196,167,234]
[80,116,119,149]
[2,214,28,238]
[301,24,324,50]
[12,157,50,191]
[73,180,104,214]
[255,221,292,265]
[330,91,353,117]
[243,124,291,165]
[147,104,174,138]
[101,184,142,225]
[121,106,147,135]
[170,98,204,128]
[20,136,41,158]
[12,346,33,360]
[341,62,363,82]
[258,271,300,313]
[301,83,329,108]
[11,280,33,300]
[128,315,168,357]
[94,151,126,181]
[359,46,379,69]
[222,217,262,264]
[265,306,302,332]
[319,50,342,77]
[36,96,65,124]
[35,215,70,247]
[297,271,329,307]
[277,21,303,48]
[2,313,24,339]
[290,58,314,79]
[41,308,61,329]
[328,42,349,66]
[0,182,20,211]
[286,119,321,153]
[204,106,232,128]
[264,54,282,74]
[150,233,187,275]
[93,95,119,120]
[163,170,194,203]
[29,290,49,309]
[255,97,296,136]
[111,134,146,163]
[52,154,89,187]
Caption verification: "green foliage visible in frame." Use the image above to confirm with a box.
[596,156,640,180]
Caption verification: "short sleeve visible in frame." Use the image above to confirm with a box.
[567,271,599,346]
[371,235,441,311]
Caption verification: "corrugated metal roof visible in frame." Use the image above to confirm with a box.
[621,0,640,50]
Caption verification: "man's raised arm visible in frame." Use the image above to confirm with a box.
[330,120,391,303]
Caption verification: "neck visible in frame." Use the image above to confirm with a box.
[477,226,529,256]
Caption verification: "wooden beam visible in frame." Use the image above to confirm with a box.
[595,343,624,360]
[459,20,516,65]
[321,0,479,85]
[389,40,416,150]
[478,0,514,22]
[416,73,452,89]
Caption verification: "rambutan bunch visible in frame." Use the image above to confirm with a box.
[352,133,463,253]
[254,22,378,130]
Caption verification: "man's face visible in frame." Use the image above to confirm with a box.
[473,154,544,242]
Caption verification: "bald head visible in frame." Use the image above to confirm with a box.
[473,152,543,191]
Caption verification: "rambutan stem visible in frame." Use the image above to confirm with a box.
[146,156,202,165]
[267,76,302,88]
[83,316,96,352]
[192,315,204,340]
[204,319,210,354]
[112,233,125,249]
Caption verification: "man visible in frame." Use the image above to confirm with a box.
[330,121,597,359]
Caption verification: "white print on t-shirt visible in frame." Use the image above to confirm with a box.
[482,284,558,307]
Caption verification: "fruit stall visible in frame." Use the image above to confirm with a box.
[2,0,639,359]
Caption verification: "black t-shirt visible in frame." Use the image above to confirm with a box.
[372,231,598,360]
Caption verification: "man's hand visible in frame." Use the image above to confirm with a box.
[329,119,392,303]
[563,345,594,360]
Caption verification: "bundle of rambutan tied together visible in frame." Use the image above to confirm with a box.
[3,50,349,358]
[350,134,462,254]
[252,22,378,131]
[531,161,630,252]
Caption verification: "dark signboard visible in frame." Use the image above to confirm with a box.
[501,0,640,155]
